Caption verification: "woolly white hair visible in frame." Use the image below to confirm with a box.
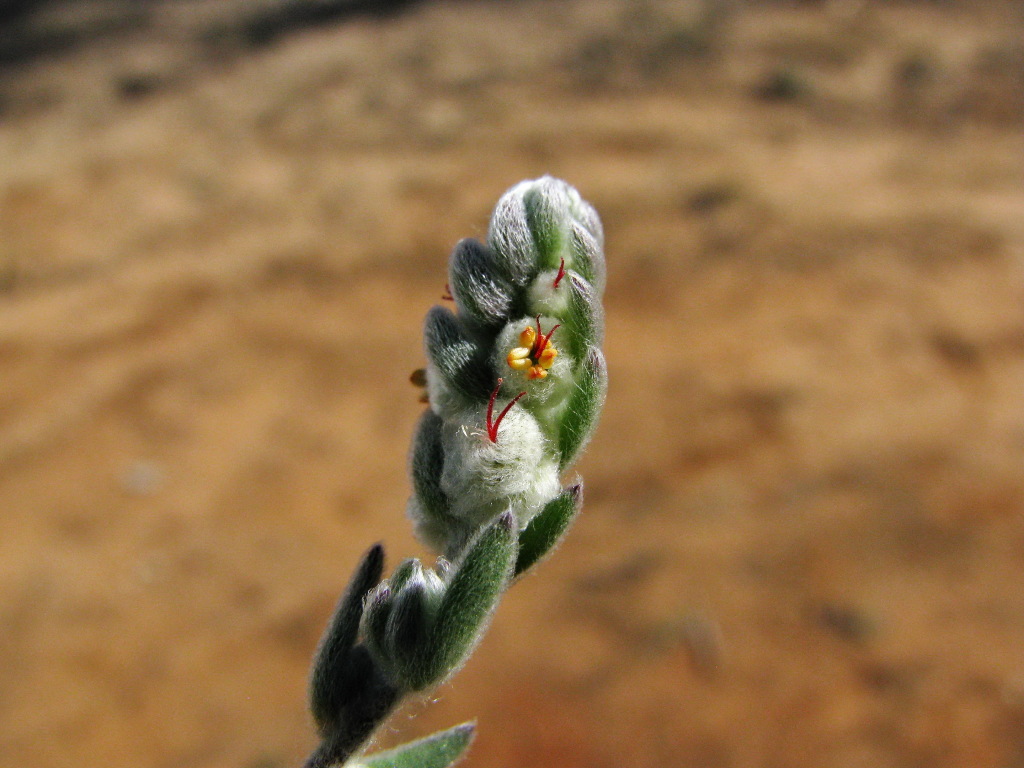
[439,406,560,531]
[526,269,573,318]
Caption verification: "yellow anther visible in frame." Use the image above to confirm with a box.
[507,347,533,370]
[538,346,558,368]
[527,366,548,380]
[518,326,537,348]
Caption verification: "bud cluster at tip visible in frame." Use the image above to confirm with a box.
[411,176,608,558]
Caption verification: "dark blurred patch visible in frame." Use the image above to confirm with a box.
[674,613,723,677]
[685,180,741,216]
[564,0,728,90]
[929,330,982,371]
[857,659,921,694]
[891,37,1023,130]
[575,549,665,592]
[237,0,424,49]
[257,252,349,291]
[115,71,165,101]
[0,255,17,293]
[0,0,43,25]
[809,601,877,643]
[752,66,810,102]
[244,756,286,768]
[0,0,425,67]
[264,598,326,657]
[963,40,1024,126]
[895,51,935,91]
[0,0,147,66]
[890,50,942,127]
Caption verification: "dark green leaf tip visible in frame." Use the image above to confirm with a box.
[449,238,515,330]
[423,306,493,403]
[514,484,583,577]
[309,543,387,731]
[496,509,516,532]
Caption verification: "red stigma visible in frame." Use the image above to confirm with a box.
[553,258,566,289]
[442,283,454,301]
[486,378,526,443]
[530,316,560,359]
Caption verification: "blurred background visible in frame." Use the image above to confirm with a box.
[1,0,1023,766]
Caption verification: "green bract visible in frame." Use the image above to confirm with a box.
[304,177,607,768]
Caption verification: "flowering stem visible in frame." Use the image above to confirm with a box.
[304,177,606,768]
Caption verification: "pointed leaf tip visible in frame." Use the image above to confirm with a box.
[366,542,385,574]
[310,542,389,731]
[514,484,583,577]
[359,721,476,768]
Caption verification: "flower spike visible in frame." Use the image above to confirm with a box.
[304,176,606,768]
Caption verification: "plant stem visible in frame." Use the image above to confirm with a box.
[303,686,401,768]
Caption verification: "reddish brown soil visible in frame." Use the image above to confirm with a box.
[1,2,1023,767]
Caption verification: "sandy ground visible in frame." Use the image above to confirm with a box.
[1,1,1023,766]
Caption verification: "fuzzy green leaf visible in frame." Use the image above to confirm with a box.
[488,188,537,287]
[571,195,604,250]
[307,645,402,768]
[408,411,466,553]
[410,412,450,519]
[559,347,608,470]
[388,559,422,594]
[357,722,476,768]
[525,180,570,271]
[563,274,604,361]
[449,238,516,331]
[515,484,583,577]
[568,221,605,295]
[360,583,393,678]
[309,544,385,733]
[386,576,432,687]
[423,307,492,402]
[408,512,516,690]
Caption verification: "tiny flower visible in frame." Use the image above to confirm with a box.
[506,317,560,380]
